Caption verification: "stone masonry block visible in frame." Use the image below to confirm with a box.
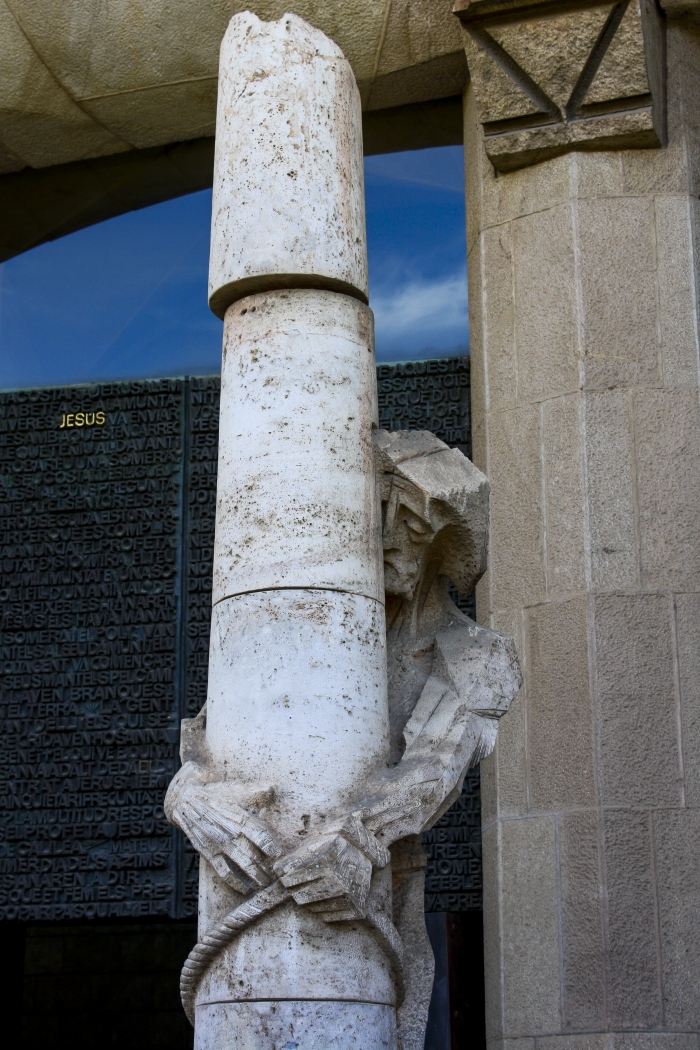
[492,608,523,663]
[611,1036,700,1050]
[653,809,700,1029]
[464,83,485,255]
[513,205,579,405]
[620,27,695,195]
[476,571,490,622]
[578,197,660,390]
[620,128,688,197]
[594,594,682,808]
[635,390,700,592]
[480,750,498,828]
[542,395,586,597]
[570,152,624,201]
[604,810,662,1029]
[500,816,561,1038]
[672,23,700,200]
[472,407,487,477]
[482,821,504,1043]
[627,143,692,198]
[482,223,517,412]
[536,1035,609,1050]
[559,812,606,1031]
[481,151,579,232]
[482,607,527,823]
[468,235,486,415]
[655,196,700,389]
[693,197,700,339]
[674,593,700,808]
[536,1038,700,1050]
[527,597,595,811]
[480,149,623,234]
[583,390,638,591]
[489,687,528,822]
[488,406,546,610]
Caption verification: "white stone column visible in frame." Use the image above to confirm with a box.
[166,13,520,1050]
[196,12,394,1049]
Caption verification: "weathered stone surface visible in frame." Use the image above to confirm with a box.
[467,18,700,1049]
[480,223,517,412]
[375,428,489,600]
[194,999,397,1050]
[577,196,660,390]
[198,895,397,1007]
[635,390,700,591]
[512,205,579,404]
[0,2,126,170]
[0,0,467,175]
[559,812,606,1031]
[208,12,368,316]
[655,195,700,388]
[455,0,665,172]
[375,430,519,1046]
[604,810,662,1029]
[583,389,638,590]
[499,816,560,1037]
[594,593,682,809]
[542,395,586,596]
[675,593,700,809]
[653,809,700,1029]
[213,290,381,605]
[526,597,595,812]
[391,837,433,1050]
[204,589,389,830]
[487,405,546,610]
[480,685,527,823]
[481,821,503,1041]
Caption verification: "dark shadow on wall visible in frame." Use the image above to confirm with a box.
[426,912,486,1050]
[10,921,197,1050]
[2,904,485,1050]
[0,96,463,266]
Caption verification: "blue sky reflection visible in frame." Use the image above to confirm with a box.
[0,145,467,389]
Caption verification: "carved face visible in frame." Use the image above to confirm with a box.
[382,477,436,602]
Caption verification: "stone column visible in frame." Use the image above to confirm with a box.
[164,12,522,1050]
[457,2,700,1047]
[197,12,394,1049]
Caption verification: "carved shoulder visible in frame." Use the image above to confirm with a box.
[432,621,522,719]
[179,703,213,768]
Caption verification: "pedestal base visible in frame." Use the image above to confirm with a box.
[194,1000,397,1049]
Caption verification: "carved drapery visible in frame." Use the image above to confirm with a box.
[453,0,666,171]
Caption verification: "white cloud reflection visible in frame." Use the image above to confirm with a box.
[372,270,469,361]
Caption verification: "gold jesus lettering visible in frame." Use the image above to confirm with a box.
[59,411,106,428]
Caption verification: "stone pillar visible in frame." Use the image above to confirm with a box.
[458,2,700,1047]
[196,12,394,1049]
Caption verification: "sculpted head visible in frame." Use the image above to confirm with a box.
[374,430,489,608]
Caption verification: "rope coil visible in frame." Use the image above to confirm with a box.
[180,880,289,1024]
[179,879,406,1026]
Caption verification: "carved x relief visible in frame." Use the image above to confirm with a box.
[453,0,666,170]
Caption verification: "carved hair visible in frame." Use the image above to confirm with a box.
[374,429,489,597]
